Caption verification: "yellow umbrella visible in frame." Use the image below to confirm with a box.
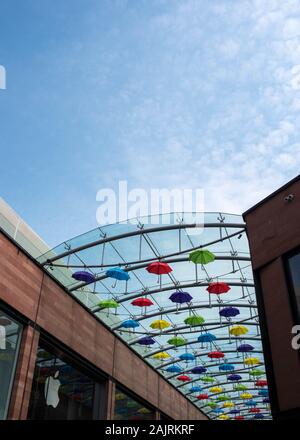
[210,386,223,393]
[150,319,171,330]
[240,392,253,400]
[152,352,170,360]
[218,415,229,420]
[223,402,234,408]
[138,407,151,414]
[244,357,260,366]
[230,325,248,336]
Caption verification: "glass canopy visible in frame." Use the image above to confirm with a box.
[38,212,272,420]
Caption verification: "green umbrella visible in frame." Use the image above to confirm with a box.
[184,315,205,326]
[234,384,248,391]
[189,249,215,264]
[189,249,215,282]
[98,299,120,315]
[207,402,218,409]
[201,376,215,383]
[216,395,229,402]
[249,369,265,377]
[167,336,186,347]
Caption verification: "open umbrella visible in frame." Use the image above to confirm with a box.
[207,402,218,409]
[189,249,215,282]
[184,315,205,327]
[169,291,193,311]
[72,271,95,284]
[235,416,244,420]
[229,409,240,415]
[201,376,215,384]
[146,261,172,288]
[255,379,268,387]
[258,389,269,397]
[190,366,207,374]
[244,357,260,367]
[229,325,248,347]
[249,369,265,378]
[152,352,170,360]
[210,386,223,393]
[254,414,264,419]
[218,415,229,420]
[245,400,257,407]
[190,386,202,393]
[106,267,130,288]
[219,307,240,324]
[150,319,170,331]
[166,365,182,374]
[227,374,242,382]
[223,402,234,408]
[240,392,253,400]
[179,353,195,362]
[234,384,248,392]
[97,299,119,316]
[196,393,209,400]
[249,408,260,413]
[237,343,254,361]
[137,336,155,346]
[177,375,191,382]
[119,319,140,331]
[167,336,186,347]
[216,395,229,402]
[206,282,230,307]
[208,351,224,362]
[131,297,154,315]
[197,332,216,350]
[219,363,235,372]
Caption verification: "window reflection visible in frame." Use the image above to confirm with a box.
[0,310,22,419]
[28,343,105,420]
[114,387,155,420]
[287,251,300,316]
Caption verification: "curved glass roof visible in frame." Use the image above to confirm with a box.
[38,212,272,420]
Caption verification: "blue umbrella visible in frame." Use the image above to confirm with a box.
[106,267,130,288]
[137,336,156,346]
[227,374,242,382]
[119,319,140,330]
[166,365,182,373]
[189,366,207,374]
[72,271,95,284]
[198,332,216,349]
[179,353,195,362]
[213,408,224,414]
[258,389,269,397]
[190,386,202,393]
[245,400,257,407]
[219,363,235,372]
[263,398,270,404]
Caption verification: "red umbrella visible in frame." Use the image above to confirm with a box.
[197,393,209,400]
[208,351,225,362]
[249,408,260,413]
[146,262,173,288]
[235,416,244,420]
[255,380,267,387]
[177,375,191,382]
[131,297,154,316]
[206,282,230,307]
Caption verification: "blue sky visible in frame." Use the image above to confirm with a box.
[1,0,300,246]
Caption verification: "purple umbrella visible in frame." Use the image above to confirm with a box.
[137,336,155,346]
[229,409,240,415]
[219,307,240,318]
[237,343,254,361]
[227,374,242,382]
[169,291,193,311]
[72,271,95,284]
[189,366,207,374]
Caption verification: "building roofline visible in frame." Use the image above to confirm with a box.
[243,174,300,218]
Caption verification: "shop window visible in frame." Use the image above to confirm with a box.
[0,309,22,419]
[286,250,300,319]
[114,386,155,420]
[28,340,106,420]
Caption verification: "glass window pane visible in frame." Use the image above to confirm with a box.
[28,341,106,420]
[287,251,300,314]
[0,309,22,419]
[114,386,155,420]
